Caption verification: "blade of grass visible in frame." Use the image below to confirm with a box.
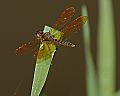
[115,90,120,96]
[81,5,98,96]
[31,57,51,96]
[31,26,58,96]
[39,90,47,96]
[97,0,116,96]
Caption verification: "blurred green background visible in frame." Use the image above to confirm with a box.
[0,0,119,96]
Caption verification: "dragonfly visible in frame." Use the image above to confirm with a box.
[15,7,88,60]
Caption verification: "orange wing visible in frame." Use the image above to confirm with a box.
[15,38,40,55]
[52,7,75,30]
[61,16,88,37]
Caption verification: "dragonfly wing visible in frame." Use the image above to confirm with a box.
[16,38,40,55]
[52,7,75,30]
[61,16,88,38]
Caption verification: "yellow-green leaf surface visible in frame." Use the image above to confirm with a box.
[31,26,62,96]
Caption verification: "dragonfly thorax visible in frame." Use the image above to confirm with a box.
[36,31,54,41]
[36,30,75,47]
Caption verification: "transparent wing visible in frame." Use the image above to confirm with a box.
[52,7,75,30]
[61,16,88,37]
[16,38,40,55]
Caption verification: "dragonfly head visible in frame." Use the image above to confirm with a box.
[43,32,54,41]
[35,30,44,39]
[35,30,54,41]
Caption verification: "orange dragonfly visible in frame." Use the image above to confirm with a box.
[16,7,87,60]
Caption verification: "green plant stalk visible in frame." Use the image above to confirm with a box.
[115,90,120,96]
[31,26,59,96]
[31,57,51,96]
[81,5,98,96]
[97,0,116,96]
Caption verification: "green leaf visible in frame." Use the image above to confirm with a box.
[115,90,120,96]
[81,5,98,96]
[97,0,116,96]
[39,90,47,96]
[31,26,62,96]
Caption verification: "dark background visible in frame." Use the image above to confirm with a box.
[0,0,119,96]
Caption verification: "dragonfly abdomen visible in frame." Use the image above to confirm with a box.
[57,40,75,47]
